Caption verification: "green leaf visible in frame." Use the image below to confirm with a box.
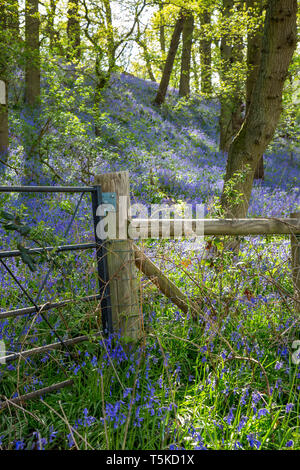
[0,210,15,221]
[17,243,37,272]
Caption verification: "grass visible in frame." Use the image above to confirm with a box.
[0,233,299,450]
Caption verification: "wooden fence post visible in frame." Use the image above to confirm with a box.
[94,171,142,343]
[291,212,300,312]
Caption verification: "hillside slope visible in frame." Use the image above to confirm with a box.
[96,73,299,217]
[2,71,299,217]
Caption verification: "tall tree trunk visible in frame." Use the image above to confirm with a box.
[246,1,263,112]
[219,0,244,153]
[192,47,200,93]
[221,0,297,218]
[0,79,8,171]
[246,0,265,179]
[67,0,81,61]
[103,0,115,74]
[158,1,166,72]
[179,12,194,98]
[159,1,165,54]
[154,11,184,105]
[25,0,40,107]
[0,4,9,172]
[94,53,108,137]
[47,0,57,52]
[24,0,41,183]
[199,8,212,94]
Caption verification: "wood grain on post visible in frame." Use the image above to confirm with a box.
[291,212,300,311]
[94,171,142,343]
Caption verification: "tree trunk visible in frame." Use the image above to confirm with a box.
[221,0,297,218]
[158,1,166,72]
[0,4,9,172]
[219,0,244,153]
[179,12,194,98]
[246,1,263,112]
[47,0,57,52]
[67,0,81,60]
[246,0,265,179]
[104,0,116,75]
[159,1,165,54]
[25,0,40,107]
[144,48,156,82]
[199,9,212,95]
[0,79,8,171]
[254,154,264,179]
[24,0,41,184]
[153,11,184,106]
[192,47,200,93]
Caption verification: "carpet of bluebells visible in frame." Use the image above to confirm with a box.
[0,70,299,450]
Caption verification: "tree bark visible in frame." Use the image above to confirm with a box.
[246,0,265,179]
[159,1,165,54]
[192,47,200,93]
[199,9,212,95]
[179,12,194,98]
[153,11,184,105]
[47,0,57,52]
[103,0,115,73]
[67,0,81,60]
[0,4,9,171]
[0,79,8,171]
[246,1,263,112]
[221,0,297,218]
[219,0,244,153]
[24,0,41,184]
[25,0,40,107]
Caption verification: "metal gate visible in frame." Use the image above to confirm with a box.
[0,185,114,408]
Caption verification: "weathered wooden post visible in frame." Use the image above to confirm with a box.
[291,212,300,312]
[94,171,142,343]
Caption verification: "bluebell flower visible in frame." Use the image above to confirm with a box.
[15,440,25,450]
[247,434,261,449]
[285,403,294,413]
[256,408,269,419]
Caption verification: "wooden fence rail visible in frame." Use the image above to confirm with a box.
[129,217,300,237]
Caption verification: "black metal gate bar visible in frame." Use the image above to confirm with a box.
[91,185,113,335]
[0,186,94,193]
[0,242,96,259]
[0,379,74,410]
[0,293,102,320]
[34,192,85,308]
[3,332,102,363]
[0,258,75,357]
